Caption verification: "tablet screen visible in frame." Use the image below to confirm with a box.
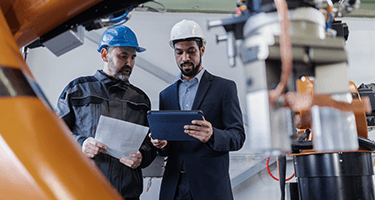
[147,110,203,141]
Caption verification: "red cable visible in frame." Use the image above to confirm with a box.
[266,157,295,181]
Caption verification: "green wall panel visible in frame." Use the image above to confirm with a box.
[145,0,375,17]
[145,0,238,13]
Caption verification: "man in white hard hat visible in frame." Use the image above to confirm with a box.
[56,25,156,200]
[150,19,245,200]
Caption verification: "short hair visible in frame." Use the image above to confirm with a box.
[104,46,114,54]
[172,37,203,49]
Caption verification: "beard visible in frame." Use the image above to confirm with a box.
[108,58,131,82]
[179,57,202,77]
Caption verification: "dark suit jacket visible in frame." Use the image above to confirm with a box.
[158,70,245,200]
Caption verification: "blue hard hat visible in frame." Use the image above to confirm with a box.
[97,25,146,53]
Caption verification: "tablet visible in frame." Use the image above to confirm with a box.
[147,110,203,141]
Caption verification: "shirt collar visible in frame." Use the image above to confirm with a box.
[175,68,205,83]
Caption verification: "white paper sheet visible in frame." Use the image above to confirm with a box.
[94,115,149,159]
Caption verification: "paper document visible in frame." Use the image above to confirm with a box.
[94,115,149,159]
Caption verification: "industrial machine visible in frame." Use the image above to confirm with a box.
[208,0,375,199]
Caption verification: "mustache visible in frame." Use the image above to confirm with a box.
[120,66,132,72]
[180,62,194,67]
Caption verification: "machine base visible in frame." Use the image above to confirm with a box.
[293,152,375,200]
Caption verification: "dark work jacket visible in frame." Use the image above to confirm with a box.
[158,70,245,200]
[55,70,156,199]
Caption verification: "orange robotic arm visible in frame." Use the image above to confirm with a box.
[0,0,150,199]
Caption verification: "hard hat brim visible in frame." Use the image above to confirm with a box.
[97,45,146,53]
[136,46,146,53]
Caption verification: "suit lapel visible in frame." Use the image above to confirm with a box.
[192,71,213,110]
[170,81,180,110]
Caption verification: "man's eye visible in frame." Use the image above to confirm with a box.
[176,51,182,55]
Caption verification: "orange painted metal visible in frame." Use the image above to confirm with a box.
[349,81,369,139]
[0,3,123,199]
[0,97,123,199]
[295,77,314,130]
[0,134,50,200]
[291,77,372,156]
[0,6,21,69]
[0,6,37,79]
[296,77,368,138]
[1,0,103,48]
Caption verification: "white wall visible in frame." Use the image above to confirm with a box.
[26,11,375,200]
[26,14,375,112]
[344,18,375,87]
[26,12,247,112]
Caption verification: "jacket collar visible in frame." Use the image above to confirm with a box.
[95,70,129,90]
[170,70,213,110]
[174,68,206,84]
[192,70,213,110]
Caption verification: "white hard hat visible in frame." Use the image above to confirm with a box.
[169,19,206,48]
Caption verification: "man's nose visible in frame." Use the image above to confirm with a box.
[182,52,190,62]
[125,57,133,65]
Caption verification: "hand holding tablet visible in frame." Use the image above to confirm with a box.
[147,110,204,141]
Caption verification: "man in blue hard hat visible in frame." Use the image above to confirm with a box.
[56,25,156,200]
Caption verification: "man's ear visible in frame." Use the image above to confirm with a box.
[200,46,205,56]
[101,48,109,62]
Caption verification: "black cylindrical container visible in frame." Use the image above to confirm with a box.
[293,152,374,200]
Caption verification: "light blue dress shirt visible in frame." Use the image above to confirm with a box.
[176,68,205,110]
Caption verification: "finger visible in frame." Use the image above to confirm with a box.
[151,140,161,147]
[151,140,167,148]
[151,138,159,143]
[191,120,202,125]
[137,152,143,161]
[86,145,100,154]
[88,138,97,146]
[89,144,109,155]
[192,120,210,127]
[120,158,131,164]
[157,141,167,149]
[85,142,95,149]
[186,129,205,138]
[185,128,211,143]
[130,152,142,158]
[149,134,160,143]
[99,148,107,154]
[151,138,164,146]
[184,129,193,134]
[185,130,204,141]
[184,125,199,130]
[119,158,131,166]
[87,138,106,149]
[185,125,204,133]
[185,129,201,138]
[83,148,97,158]
[95,142,107,149]
[120,158,137,168]
[87,153,95,158]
